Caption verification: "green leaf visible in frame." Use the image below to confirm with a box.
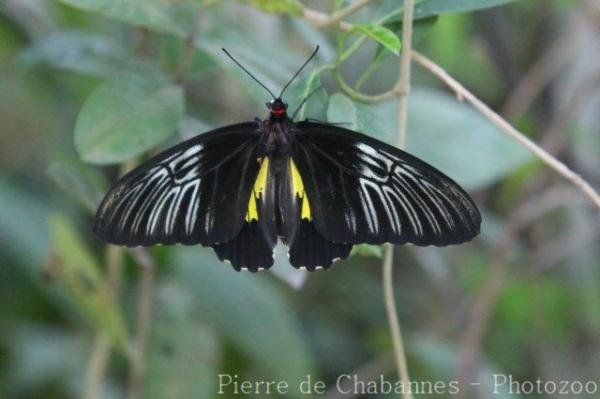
[350,244,383,259]
[145,283,220,398]
[285,70,329,121]
[329,90,531,189]
[327,93,387,139]
[75,74,184,164]
[414,0,518,19]
[172,247,315,396]
[386,16,438,44]
[352,24,401,55]
[177,116,212,141]
[54,0,212,37]
[196,41,290,107]
[16,31,158,77]
[244,0,304,16]
[404,89,532,189]
[379,0,517,22]
[49,215,128,349]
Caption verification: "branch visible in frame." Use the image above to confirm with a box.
[127,248,157,399]
[411,50,600,210]
[321,0,379,28]
[395,0,414,147]
[382,1,415,398]
[83,159,136,399]
[302,7,600,210]
[303,8,353,32]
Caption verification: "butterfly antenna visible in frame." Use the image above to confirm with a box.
[279,45,320,99]
[291,84,324,120]
[222,48,276,99]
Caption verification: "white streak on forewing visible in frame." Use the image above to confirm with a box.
[361,179,395,234]
[181,155,201,170]
[167,145,202,170]
[389,175,423,236]
[355,142,379,158]
[359,179,378,234]
[117,184,148,231]
[147,187,175,235]
[381,185,402,234]
[344,210,357,234]
[357,143,396,169]
[167,180,199,235]
[420,181,455,231]
[355,143,390,183]
[109,184,141,227]
[131,172,171,233]
[161,152,181,164]
[394,167,441,235]
[424,182,469,229]
[204,208,213,234]
[130,182,163,233]
[379,148,401,162]
[164,187,181,234]
[356,186,374,234]
[185,180,200,234]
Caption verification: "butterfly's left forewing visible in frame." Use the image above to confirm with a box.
[94,122,262,246]
[292,121,481,246]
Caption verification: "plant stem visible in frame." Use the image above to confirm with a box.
[383,247,413,398]
[84,336,111,399]
[83,164,132,399]
[304,7,600,209]
[395,0,414,149]
[319,0,379,28]
[411,50,600,210]
[127,248,157,399]
[382,1,415,397]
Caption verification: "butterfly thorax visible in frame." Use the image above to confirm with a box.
[260,116,295,156]
[252,116,302,244]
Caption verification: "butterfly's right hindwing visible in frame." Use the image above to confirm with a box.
[94,122,262,246]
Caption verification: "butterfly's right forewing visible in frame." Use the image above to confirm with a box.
[292,121,481,246]
[94,122,262,246]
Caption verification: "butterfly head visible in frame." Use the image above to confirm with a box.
[267,98,288,118]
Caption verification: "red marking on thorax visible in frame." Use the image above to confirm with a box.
[271,108,286,116]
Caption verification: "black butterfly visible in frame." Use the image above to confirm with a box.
[94,46,481,272]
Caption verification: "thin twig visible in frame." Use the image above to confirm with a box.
[302,6,600,210]
[127,248,157,399]
[411,50,600,210]
[83,159,135,399]
[395,0,414,148]
[382,0,415,397]
[304,8,354,32]
[84,335,112,399]
[383,247,413,397]
[321,0,379,28]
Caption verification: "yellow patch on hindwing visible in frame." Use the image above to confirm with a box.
[290,159,311,220]
[246,157,269,222]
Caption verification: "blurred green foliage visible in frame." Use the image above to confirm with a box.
[1,0,599,398]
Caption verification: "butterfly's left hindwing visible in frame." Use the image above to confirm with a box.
[94,122,262,246]
[292,121,481,246]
